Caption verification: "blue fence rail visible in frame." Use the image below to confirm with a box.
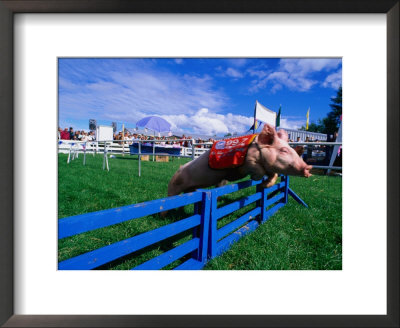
[58,175,307,270]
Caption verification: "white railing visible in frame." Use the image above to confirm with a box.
[58,139,212,159]
[58,139,212,174]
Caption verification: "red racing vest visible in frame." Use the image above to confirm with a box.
[208,134,257,169]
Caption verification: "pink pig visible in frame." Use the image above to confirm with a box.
[168,124,312,196]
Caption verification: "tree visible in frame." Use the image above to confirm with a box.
[322,85,342,134]
[300,121,324,133]
[301,86,342,135]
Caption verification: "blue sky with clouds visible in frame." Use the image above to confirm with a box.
[58,58,341,136]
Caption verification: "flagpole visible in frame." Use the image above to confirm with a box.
[253,100,257,134]
[276,104,281,129]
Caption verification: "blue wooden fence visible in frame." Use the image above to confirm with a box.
[58,175,307,270]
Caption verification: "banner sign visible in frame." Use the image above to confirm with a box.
[254,101,276,127]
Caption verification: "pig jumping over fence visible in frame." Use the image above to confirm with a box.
[167,124,312,197]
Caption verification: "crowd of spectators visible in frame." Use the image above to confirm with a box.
[112,131,216,148]
[58,127,216,148]
[59,127,95,141]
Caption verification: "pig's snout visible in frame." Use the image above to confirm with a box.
[286,162,312,177]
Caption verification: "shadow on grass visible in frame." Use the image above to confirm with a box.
[96,226,194,270]
[113,156,139,161]
[94,205,196,270]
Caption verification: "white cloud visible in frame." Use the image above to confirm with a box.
[174,58,183,64]
[225,67,243,78]
[280,117,305,130]
[248,58,341,93]
[59,68,229,127]
[322,69,342,89]
[161,108,254,136]
[279,58,341,76]
[159,108,306,137]
[216,66,244,79]
[247,68,269,79]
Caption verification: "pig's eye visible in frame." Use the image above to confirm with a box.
[280,148,289,153]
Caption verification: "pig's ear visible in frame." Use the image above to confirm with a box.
[277,129,288,142]
[257,124,276,146]
[294,145,304,156]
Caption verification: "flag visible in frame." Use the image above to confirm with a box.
[249,120,262,132]
[306,107,310,130]
[276,105,281,128]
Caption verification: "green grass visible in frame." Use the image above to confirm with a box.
[58,153,342,270]
[204,176,342,270]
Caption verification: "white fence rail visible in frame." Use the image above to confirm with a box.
[58,139,212,158]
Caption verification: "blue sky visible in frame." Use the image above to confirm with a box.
[58,58,341,136]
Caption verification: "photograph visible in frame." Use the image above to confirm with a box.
[58,58,343,270]
[2,1,397,325]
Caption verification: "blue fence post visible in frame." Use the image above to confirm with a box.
[208,189,218,259]
[198,191,211,264]
[288,188,309,208]
[284,175,289,204]
[256,178,266,222]
[191,201,201,260]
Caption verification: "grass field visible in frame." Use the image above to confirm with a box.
[58,152,342,270]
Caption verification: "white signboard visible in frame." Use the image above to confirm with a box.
[96,125,114,141]
[254,101,277,126]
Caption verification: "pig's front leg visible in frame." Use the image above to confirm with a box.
[260,173,278,188]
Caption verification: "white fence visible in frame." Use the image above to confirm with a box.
[58,139,212,158]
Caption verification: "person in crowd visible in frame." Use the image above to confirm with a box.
[124,132,133,145]
[88,131,95,141]
[185,136,192,147]
[69,127,74,140]
[60,128,70,140]
[80,131,89,142]
[179,135,186,146]
[159,136,166,146]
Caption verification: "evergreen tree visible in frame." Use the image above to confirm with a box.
[322,85,342,134]
[299,86,342,134]
[299,122,323,133]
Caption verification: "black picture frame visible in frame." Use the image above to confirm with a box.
[0,1,398,327]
